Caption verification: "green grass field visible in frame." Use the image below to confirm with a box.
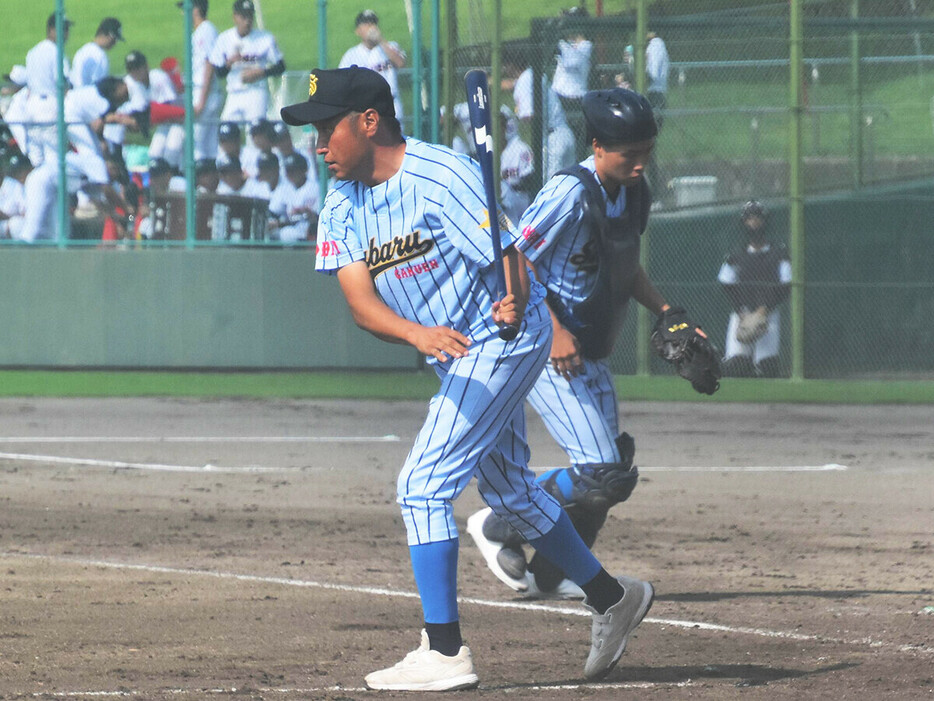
[1,370,931,403]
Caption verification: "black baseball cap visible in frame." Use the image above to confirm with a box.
[257,152,279,171]
[283,152,308,172]
[271,121,290,140]
[217,155,242,173]
[47,13,73,29]
[233,0,255,16]
[355,9,378,26]
[148,157,173,176]
[97,17,124,41]
[249,118,273,137]
[218,121,240,141]
[194,158,217,176]
[177,0,209,13]
[280,67,394,126]
[125,50,147,72]
[6,152,31,173]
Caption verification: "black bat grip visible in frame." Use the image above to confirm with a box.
[499,324,519,341]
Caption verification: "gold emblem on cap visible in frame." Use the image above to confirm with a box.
[308,73,318,97]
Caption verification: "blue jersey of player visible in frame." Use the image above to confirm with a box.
[316,137,543,352]
[516,155,627,306]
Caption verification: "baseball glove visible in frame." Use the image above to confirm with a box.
[735,307,769,344]
[650,306,722,395]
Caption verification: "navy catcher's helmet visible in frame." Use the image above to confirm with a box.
[741,200,766,221]
[583,88,657,146]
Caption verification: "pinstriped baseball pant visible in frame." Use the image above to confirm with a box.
[398,300,564,546]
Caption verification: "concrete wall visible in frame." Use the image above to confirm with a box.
[0,248,419,369]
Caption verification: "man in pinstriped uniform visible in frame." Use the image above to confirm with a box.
[468,88,691,600]
[282,67,653,692]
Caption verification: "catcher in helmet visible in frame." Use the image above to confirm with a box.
[717,200,792,377]
[467,87,719,600]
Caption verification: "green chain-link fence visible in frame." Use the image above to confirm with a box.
[444,1,934,380]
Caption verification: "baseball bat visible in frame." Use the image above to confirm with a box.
[464,69,520,342]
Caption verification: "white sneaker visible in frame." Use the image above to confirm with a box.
[522,573,585,600]
[583,575,654,680]
[466,507,528,592]
[364,630,480,691]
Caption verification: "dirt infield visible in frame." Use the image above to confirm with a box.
[0,397,931,700]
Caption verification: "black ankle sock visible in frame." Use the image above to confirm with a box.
[580,569,625,614]
[425,621,462,657]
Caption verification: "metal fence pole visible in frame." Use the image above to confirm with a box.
[491,0,502,193]
[789,0,806,380]
[442,0,455,147]
[55,0,69,247]
[850,0,863,188]
[317,0,328,208]
[430,0,441,143]
[412,0,423,140]
[183,0,195,248]
[635,0,649,375]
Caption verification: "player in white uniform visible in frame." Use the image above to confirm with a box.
[505,55,576,179]
[282,66,653,691]
[339,10,407,122]
[179,0,224,161]
[137,55,186,168]
[267,152,317,243]
[270,120,318,187]
[216,155,270,198]
[14,150,112,243]
[23,14,73,166]
[239,118,274,177]
[2,66,30,156]
[209,0,285,124]
[498,106,534,228]
[718,200,792,378]
[70,17,122,89]
[55,78,132,167]
[0,152,30,238]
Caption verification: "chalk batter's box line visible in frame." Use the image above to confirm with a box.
[3,551,929,658]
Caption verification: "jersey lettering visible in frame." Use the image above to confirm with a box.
[394,259,440,280]
[316,240,340,257]
[366,230,435,278]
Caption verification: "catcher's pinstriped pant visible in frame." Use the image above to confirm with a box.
[398,299,564,546]
[526,358,622,467]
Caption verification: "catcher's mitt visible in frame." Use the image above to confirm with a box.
[650,306,721,395]
[735,307,769,344]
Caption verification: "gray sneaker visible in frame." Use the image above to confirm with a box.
[582,575,654,680]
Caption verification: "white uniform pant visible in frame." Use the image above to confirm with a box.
[220,88,268,124]
[194,90,224,161]
[723,309,781,364]
[398,300,563,545]
[149,123,186,168]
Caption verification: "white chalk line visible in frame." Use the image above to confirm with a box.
[4,551,930,659]
[0,449,849,475]
[29,681,697,698]
[0,435,401,443]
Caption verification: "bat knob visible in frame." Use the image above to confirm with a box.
[499,325,519,342]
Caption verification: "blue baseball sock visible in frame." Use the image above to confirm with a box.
[527,510,601,585]
[409,539,462,655]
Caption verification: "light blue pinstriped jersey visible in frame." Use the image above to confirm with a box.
[516,156,627,307]
[316,138,543,350]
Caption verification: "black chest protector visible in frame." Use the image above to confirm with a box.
[546,166,651,360]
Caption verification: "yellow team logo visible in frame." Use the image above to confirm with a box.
[308,73,318,97]
[478,210,490,230]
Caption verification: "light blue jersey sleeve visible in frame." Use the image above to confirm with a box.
[315,184,364,275]
[410,146,519,270]
[514,173,586,264]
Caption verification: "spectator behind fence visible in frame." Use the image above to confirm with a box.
[0,151,30,239]
[498,106,534,228]
[178,0,223,161]
[645,31,669,130]
[339,10,407,121]
[502,52,575,179]
[22,13,73,166]
[552,5,592,158]
[718,200,792,378]
[209,0,286,125]
[267,152,318,243]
